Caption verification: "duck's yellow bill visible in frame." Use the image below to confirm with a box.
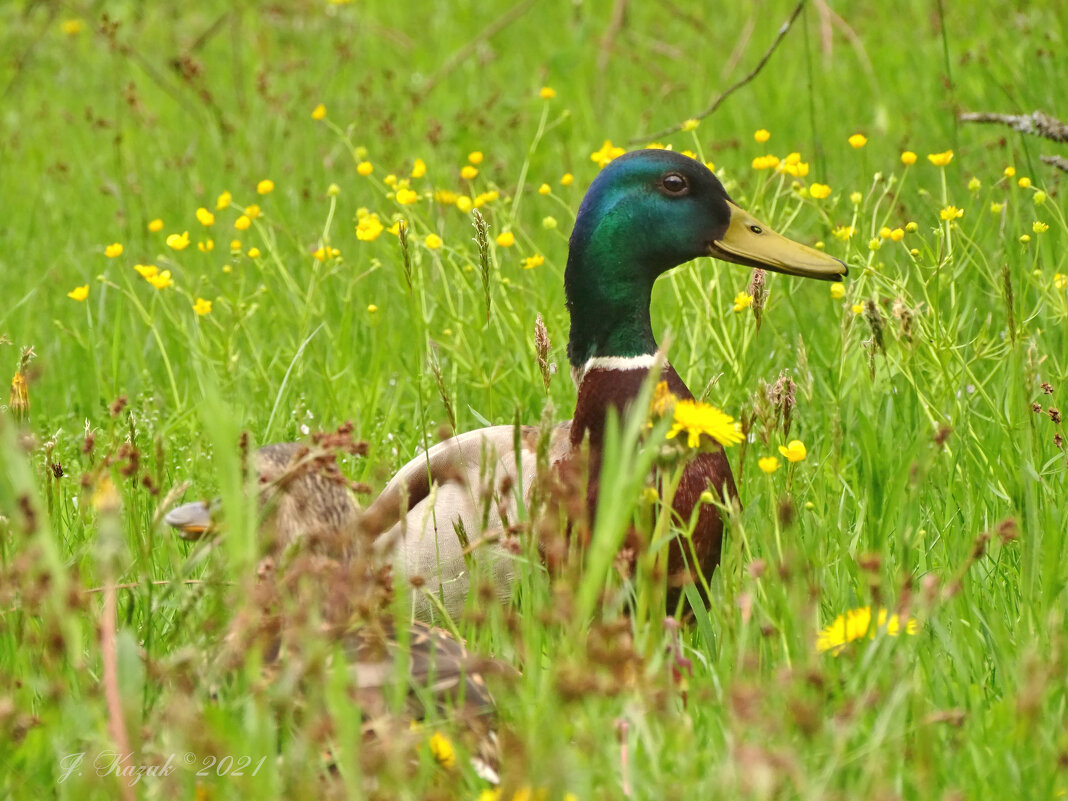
[710,200,848,281]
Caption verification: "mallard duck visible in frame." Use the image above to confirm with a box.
[367,149,846,619]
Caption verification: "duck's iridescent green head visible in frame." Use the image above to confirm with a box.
[565,150,846,366]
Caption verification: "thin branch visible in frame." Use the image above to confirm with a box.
[959,110,1068,144]
[629,0,806,145]
[1041,154,1068,173]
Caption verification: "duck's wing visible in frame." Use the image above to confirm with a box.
[366,422,571,621]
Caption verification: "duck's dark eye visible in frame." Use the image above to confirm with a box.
[749,225,763,234]
[661,173,688,195]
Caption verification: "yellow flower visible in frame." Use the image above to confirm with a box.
[990,201,1005,215]
[1019,235,1031,244]
[809,183,831,199]
[367,304,378,313]
[61,19,84,36]
[245,247,260,259]
[900,151,917,165]
[752,155,780,170]
[940,205,964,221]
[890,228,905,242]
[817,606,918,655]
[879,226,892,239]
[104,242,123,258]
[455,196,473,213]
[425,233,443,250]
[1053,274,1067,290]
[849,191,863,205]
[327,183,340,196]
[357,161,373,176]
[968,176,981,192]
[468,151,484,165]
[134,264,159,279]
[387,222,402,236]
[832,225,855,241]
[868,238,881,251]
[496,231,515,247]
[758,456,780,474]
[395,188,419,205]
[668,400,744,449]
[197,239,214,252]
[732,291,753,312]
[538,183,551,195]
[166,232,190,251]
[148,218,164,232]
[311,103,326,121]
[230,239,242,250]
[754,129,770,143]
[778,440,807,462]
[851,303,864,315]
[927,150,954,167]
[681,118,699,132]
[1033,191,1047,205]
[521,254,544,270]
[848,133,867,149]
[67,284,89,302]
[244,204,261,219]
[257,179,274,195]
[433,189,458,205]
[905,221,918,233]
[560,173,574,186]
[383,174,397,187]
[539,86,556,100]
[1017,177,1031,189]
[830,283,845,299]
[705,161,715,171]
[1033,221,1049,234]
[196,207,215,226]
[474,190,498,208]
[146,269,173,290]
[1003,166,1016,178]
[216,191,232,210]
[193,297,212,316]
[411,158,427,179]
[428,732,455,769]
[460,165,479,180]
[590,139,625,168]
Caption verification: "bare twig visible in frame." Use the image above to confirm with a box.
[1041,154,1068,173]
[629,0,806,145]
[959,110,1068,143]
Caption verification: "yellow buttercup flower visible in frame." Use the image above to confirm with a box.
[311,103,326,121]
[244,204,261,219]
[1053,274,1067,290]
[166,232,190,251]
[134,264,159,279]
[879,227,892,239]
[395,188,418,205]
[455,196,473,213]
[778,440,807,462]
[968,176,981,192]
[1017,176,1031,189]
[105,242,123,258]
[148,218,164,232]
[196,207,215,226]
[990,202,1005,215]
[1019,235,1031,244]
[193,297,212,316]
[905,221,919,232]
[560,173,574,186]
[474,190,498,208]
[832,225,855,241]
[830,283,845,299]
[246,247,260,259]
[538,183,551,195]
[754,129,770,143]
[758,456,780,474]
[900,151,917,165]
[521,254,544,270]
[367,304,378,313]
[496,231,515,247]
[817,606,918,655]
[197,239,214,253]
[852,303,864,315]
[67,284,89,302]
[425,233,443,250]
[468,151,484,165]
[411,158,427,179]
[230,239,242,250]
[590,139,625,168]
[61,19,84,36]
[146,269,173,290]
[539,86,556,100]
[752,155,780,170]
[849,191,862,205]
[681,118,699,132]
[216,191,232,210]
[927,150,954,167]
[460,165,479,180]
[1033,221,1049,234]
[256,179,274,195]
[890,228,905,242]
[357,161,373,176]
[668,400,744,449]
[433,189,458,205]
[848,133,867,149]
[1033,191,1047,206]
[940,205,964,221]
[809,183,831,199]
[732,291,753,312]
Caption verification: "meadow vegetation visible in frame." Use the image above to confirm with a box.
[1,0,1066,798]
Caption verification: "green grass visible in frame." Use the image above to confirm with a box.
[2,0,1067,798]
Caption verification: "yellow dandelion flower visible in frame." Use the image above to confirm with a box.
[809,183,831,199]
[848,133,867,149]
[830,283,846,299]
[681,118,699,132]
[193,297,212,316]
[428,732,456,769]
[311,103,326,121]
[538,183,551,195]
[590,139,625,168]
[104,242,123,258]
[468,151,484,165]
[901,151,917,165]
[778,440,807,462]
[196,207,215,226]
[890,228,905,242]
[1033,221,1049,234]
[411,158,427,179]
[257,179,274,195]
[146,270,173,290]
[732,291,753,312]
[560,172,574,186]
[67,284,89,302]
[425,233,443,250]
[754,129,771,143]
[539,86,556,100]
[1003,166,1016,178]
[148,218,164,232]
[521,254,544,270]
[165,232,190,251]
[357,161,373,176]
[1018,177,1031,189]
[244,204,261,219]
[668,400,744,449]
[197,239,214,252]
[247,247,260,259]
[927,150,954,167]
[395,188,419,205]
[134,264,159,279]
[496,231,515,247]
[460,165,479,180]
[817,606,918,655]
[216,191,232,210]
[940,205,964,221]
[61,19,84,36]
[758,456,780,474]
[456,196,473,213]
